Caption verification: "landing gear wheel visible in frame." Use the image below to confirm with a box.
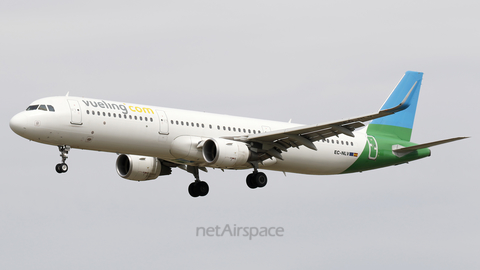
[246,173,257,189]
[188,182,199,197]
[254,172,267,187]
[55,163,68,173]
[197,181,209,196]
[188,181,209,197]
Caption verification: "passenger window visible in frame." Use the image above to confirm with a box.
[186,122,189,126]
[113,113,116,117]
[223,126,226,130]
[196,123,199,127]
[228,127,231,131]
[86,110,90,115]
[129,115,132,119]
[134,116,137,120]
[217,125,220,130]
[150,118,153,122]
[202,124,204,128]
[103,112,106,116]
[176,121,179,125]
[171,120,174,124]
[47,105,55,112]
[248,129,251,133]
[139,116,142,121]
[108,113,111,117]
[253,130,256,134]
[26,105,39,111]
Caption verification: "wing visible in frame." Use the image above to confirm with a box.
[223,88,417,161]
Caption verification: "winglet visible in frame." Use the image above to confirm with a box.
[379,81,417,114]
[369,71,423,141]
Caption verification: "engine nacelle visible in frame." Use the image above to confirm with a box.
[116,154,171,181]
[202,138,251,168]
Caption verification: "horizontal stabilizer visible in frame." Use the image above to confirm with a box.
[393,137,469,154]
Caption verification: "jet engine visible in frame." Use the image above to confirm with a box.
[116,154,171,181]
[202,138,251,168]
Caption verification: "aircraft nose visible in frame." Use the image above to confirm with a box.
[10,113,27,136]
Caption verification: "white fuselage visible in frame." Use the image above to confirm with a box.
[10,96,368,175]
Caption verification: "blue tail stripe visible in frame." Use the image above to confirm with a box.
[371,71,423,130]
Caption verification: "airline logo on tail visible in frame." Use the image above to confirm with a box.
[367,136,378,160]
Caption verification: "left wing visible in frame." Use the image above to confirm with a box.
[225,77,418,161]
[224,101,414,161]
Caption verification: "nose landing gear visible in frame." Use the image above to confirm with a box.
[55,145,70,173]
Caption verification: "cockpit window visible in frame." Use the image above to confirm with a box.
[26,104,55,112]
[26,105,39,111]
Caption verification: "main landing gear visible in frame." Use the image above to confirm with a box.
[246,172,268,189]
[185,163,268,197]
[187,166,209,198]
[55,145,70,173]
[246,162,268,189]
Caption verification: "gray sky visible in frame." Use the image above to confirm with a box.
[1,0,479,269]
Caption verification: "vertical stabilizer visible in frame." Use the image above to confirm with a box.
[368,71,423,141]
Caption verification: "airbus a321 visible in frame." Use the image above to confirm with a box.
[9,71,467,197]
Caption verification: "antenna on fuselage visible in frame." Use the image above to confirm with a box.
[66,92,70,97]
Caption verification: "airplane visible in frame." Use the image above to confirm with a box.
[9,71,468,197]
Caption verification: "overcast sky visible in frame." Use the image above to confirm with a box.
[1,1,479,269]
